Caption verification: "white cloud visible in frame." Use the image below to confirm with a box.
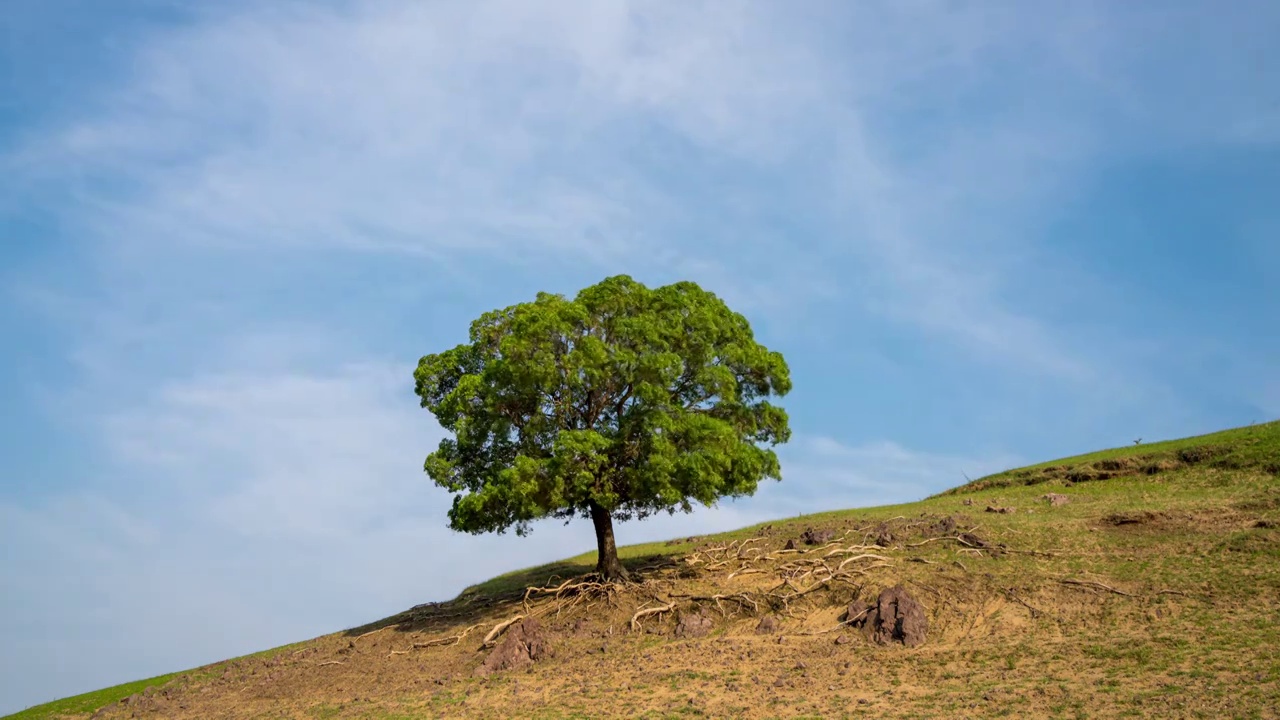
[8,0,1178,379]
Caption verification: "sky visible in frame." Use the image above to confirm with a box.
[1,0,1277,712]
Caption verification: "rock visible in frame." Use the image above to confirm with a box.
[985,505,1015,514]
[675,611,714,638]
[849,586,928,647]
[476,619,548,676]
[962,498,974,506]
[801,527,835,545]
[755,615,780,634]
[930,516,958,535]
[1042,493,1070,506]
[783,538,798,550]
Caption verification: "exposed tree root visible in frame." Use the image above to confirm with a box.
[413,623,484,649]
[836,554,892,572]
[354,625,394,640]
[482,615,526,648]
[672,592,760,615]
[630,602,677,631]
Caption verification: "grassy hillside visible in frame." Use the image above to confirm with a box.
[9,420,1280,719]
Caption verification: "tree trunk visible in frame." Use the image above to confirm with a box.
[589,501,629,582]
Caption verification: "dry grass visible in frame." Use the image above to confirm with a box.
[10,421,1280,719]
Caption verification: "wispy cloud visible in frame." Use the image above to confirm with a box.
[10,0,1186,379]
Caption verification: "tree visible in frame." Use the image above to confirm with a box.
[413,275,791,581]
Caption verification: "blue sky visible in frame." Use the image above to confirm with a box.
[1,0,1277,712]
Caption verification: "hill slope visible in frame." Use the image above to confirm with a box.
[10,421,1280,719]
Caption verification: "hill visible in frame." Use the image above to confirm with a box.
[9,421,1280,719]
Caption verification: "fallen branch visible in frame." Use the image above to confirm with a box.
[316,660,344,667]
[482,615,526,648]
[630,602,677,631]
[413,623,483,649]
[726,568,764,580]
[1003,548,1058,558]
[1058,579,1134,597]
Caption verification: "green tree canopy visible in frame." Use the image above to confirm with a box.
[413,275,791,580]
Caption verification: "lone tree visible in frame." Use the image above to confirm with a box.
[413,275,791,581]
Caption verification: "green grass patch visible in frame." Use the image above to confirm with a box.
[2,673,183,720]
[3,639,313,720]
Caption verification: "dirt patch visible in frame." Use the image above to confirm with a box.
[675,611,714,638]
[964,453,1195,493]
[800,527,836,545]
[476,618,548,676]
[927,516,959,535]
[1236,494,1280,512]
[1104,511,1166,526]
[755,615,780,634]
[1177,445,1226,465]
[985,505,1016,514]
[1096,458,1139,472]
[874,528,896,547]
[1144,459,1184,474]
[848,586,928,647]
[1042,493,1070,506]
